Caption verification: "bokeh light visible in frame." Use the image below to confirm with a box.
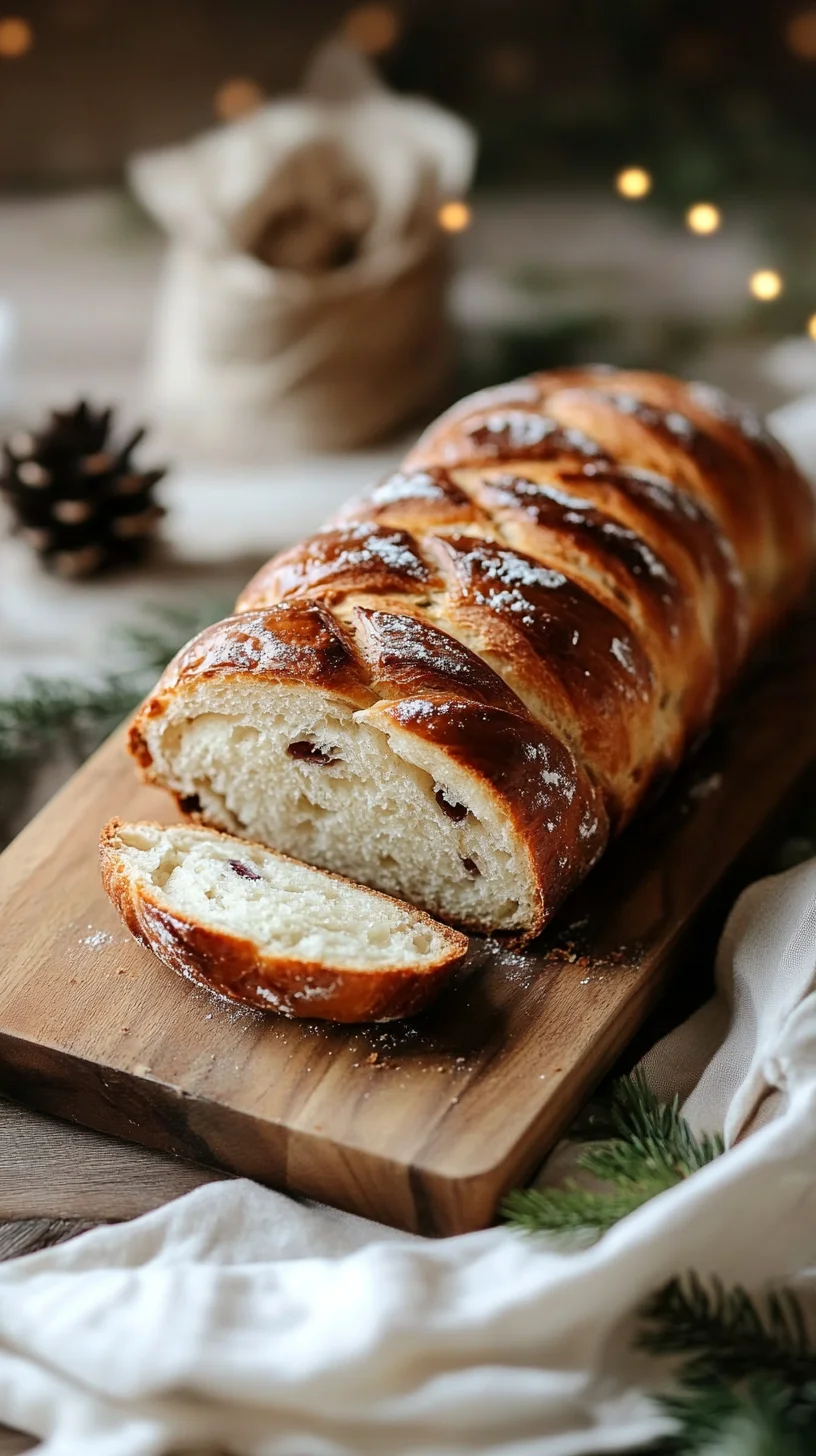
[438,200,472,233]
[214,78,266,122]
[615,167,652,200]
[342,5,400,56]
[0,16,32,56]
[807,314,816,340]
[785,9,816,59]
[686,203,722,235]
[749,269,783,301]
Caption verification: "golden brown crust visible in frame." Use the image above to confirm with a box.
[99,820,469,1023]
[403,366,815,634]
[157,601,370,700]
[238,523,441,613]
[128,366,816,954]
[128,602,376,770]
[422,532,656,818]
[360,695,608,935]
[334,468,490,533]
[353,606,529,716]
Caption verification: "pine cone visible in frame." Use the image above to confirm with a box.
[1,401,166,578]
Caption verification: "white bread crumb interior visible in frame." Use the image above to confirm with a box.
[138,680,535,932]
[112,820,456,970]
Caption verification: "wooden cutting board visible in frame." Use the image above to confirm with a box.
[0,607,814,1236]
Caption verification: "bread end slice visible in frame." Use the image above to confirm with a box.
[100,819,469,1023]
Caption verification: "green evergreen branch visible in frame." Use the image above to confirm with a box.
[0,672,138,768]
[606,1072,724,1175]
[501,1079,816,1450]
[655,1375,816,1456]
[0,600,226,761]
[501,1071,723,1238]
[635,1274,816,1455]
[638,1274,814,1387]
[501,1180,675,1236]
[500,1039,815,1456]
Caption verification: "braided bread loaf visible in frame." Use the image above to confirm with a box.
[129,368,815,941]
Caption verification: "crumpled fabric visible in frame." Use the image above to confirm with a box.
[1,857,815,1456]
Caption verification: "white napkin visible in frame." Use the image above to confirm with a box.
[1,857,815,1455]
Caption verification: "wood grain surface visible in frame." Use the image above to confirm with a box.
[0,1095,225,1220]
[0,607,814,1236]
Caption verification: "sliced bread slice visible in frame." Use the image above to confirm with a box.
[99,819,469,1022]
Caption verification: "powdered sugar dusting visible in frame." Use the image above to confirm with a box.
[370,472,452,507]
[665,410,696,440]
[255,979,340,1007]
[491,476,598,513]
[617,466,704,522]
[604,391,696,442]
[451,541,569,627]
[610,636,637,675]
[521,742,577,803]
[482,551,567,592]
[320,523,427,577]
[491,473,674,590]
[578,806,601,841]
[687,771,723,802]
[599,519,673,584]
[80,928,114,948]
[466,411,605,457]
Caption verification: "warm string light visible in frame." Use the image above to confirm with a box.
[785,8,816,59]
[0,15,32,56]
[686,202,721,235]
[749,269,783,301]
[807,314,816,341]
[615,167,652,200]
[214,78,265,122]
[342,5,400,56]
[437,200,472,233]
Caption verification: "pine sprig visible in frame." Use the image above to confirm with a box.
[605,1072,724,1176]
[499,1071,814,1455]
[656,1375,816,1456]
[501,1071,723,1237]
[638,1274,814,1387]
[635,1274,816,1455]
[0,672,137,767]
[501,1182,673,1236]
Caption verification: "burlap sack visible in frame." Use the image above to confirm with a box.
[129,44,475,457]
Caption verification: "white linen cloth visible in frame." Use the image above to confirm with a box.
[1,857,815,1456]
